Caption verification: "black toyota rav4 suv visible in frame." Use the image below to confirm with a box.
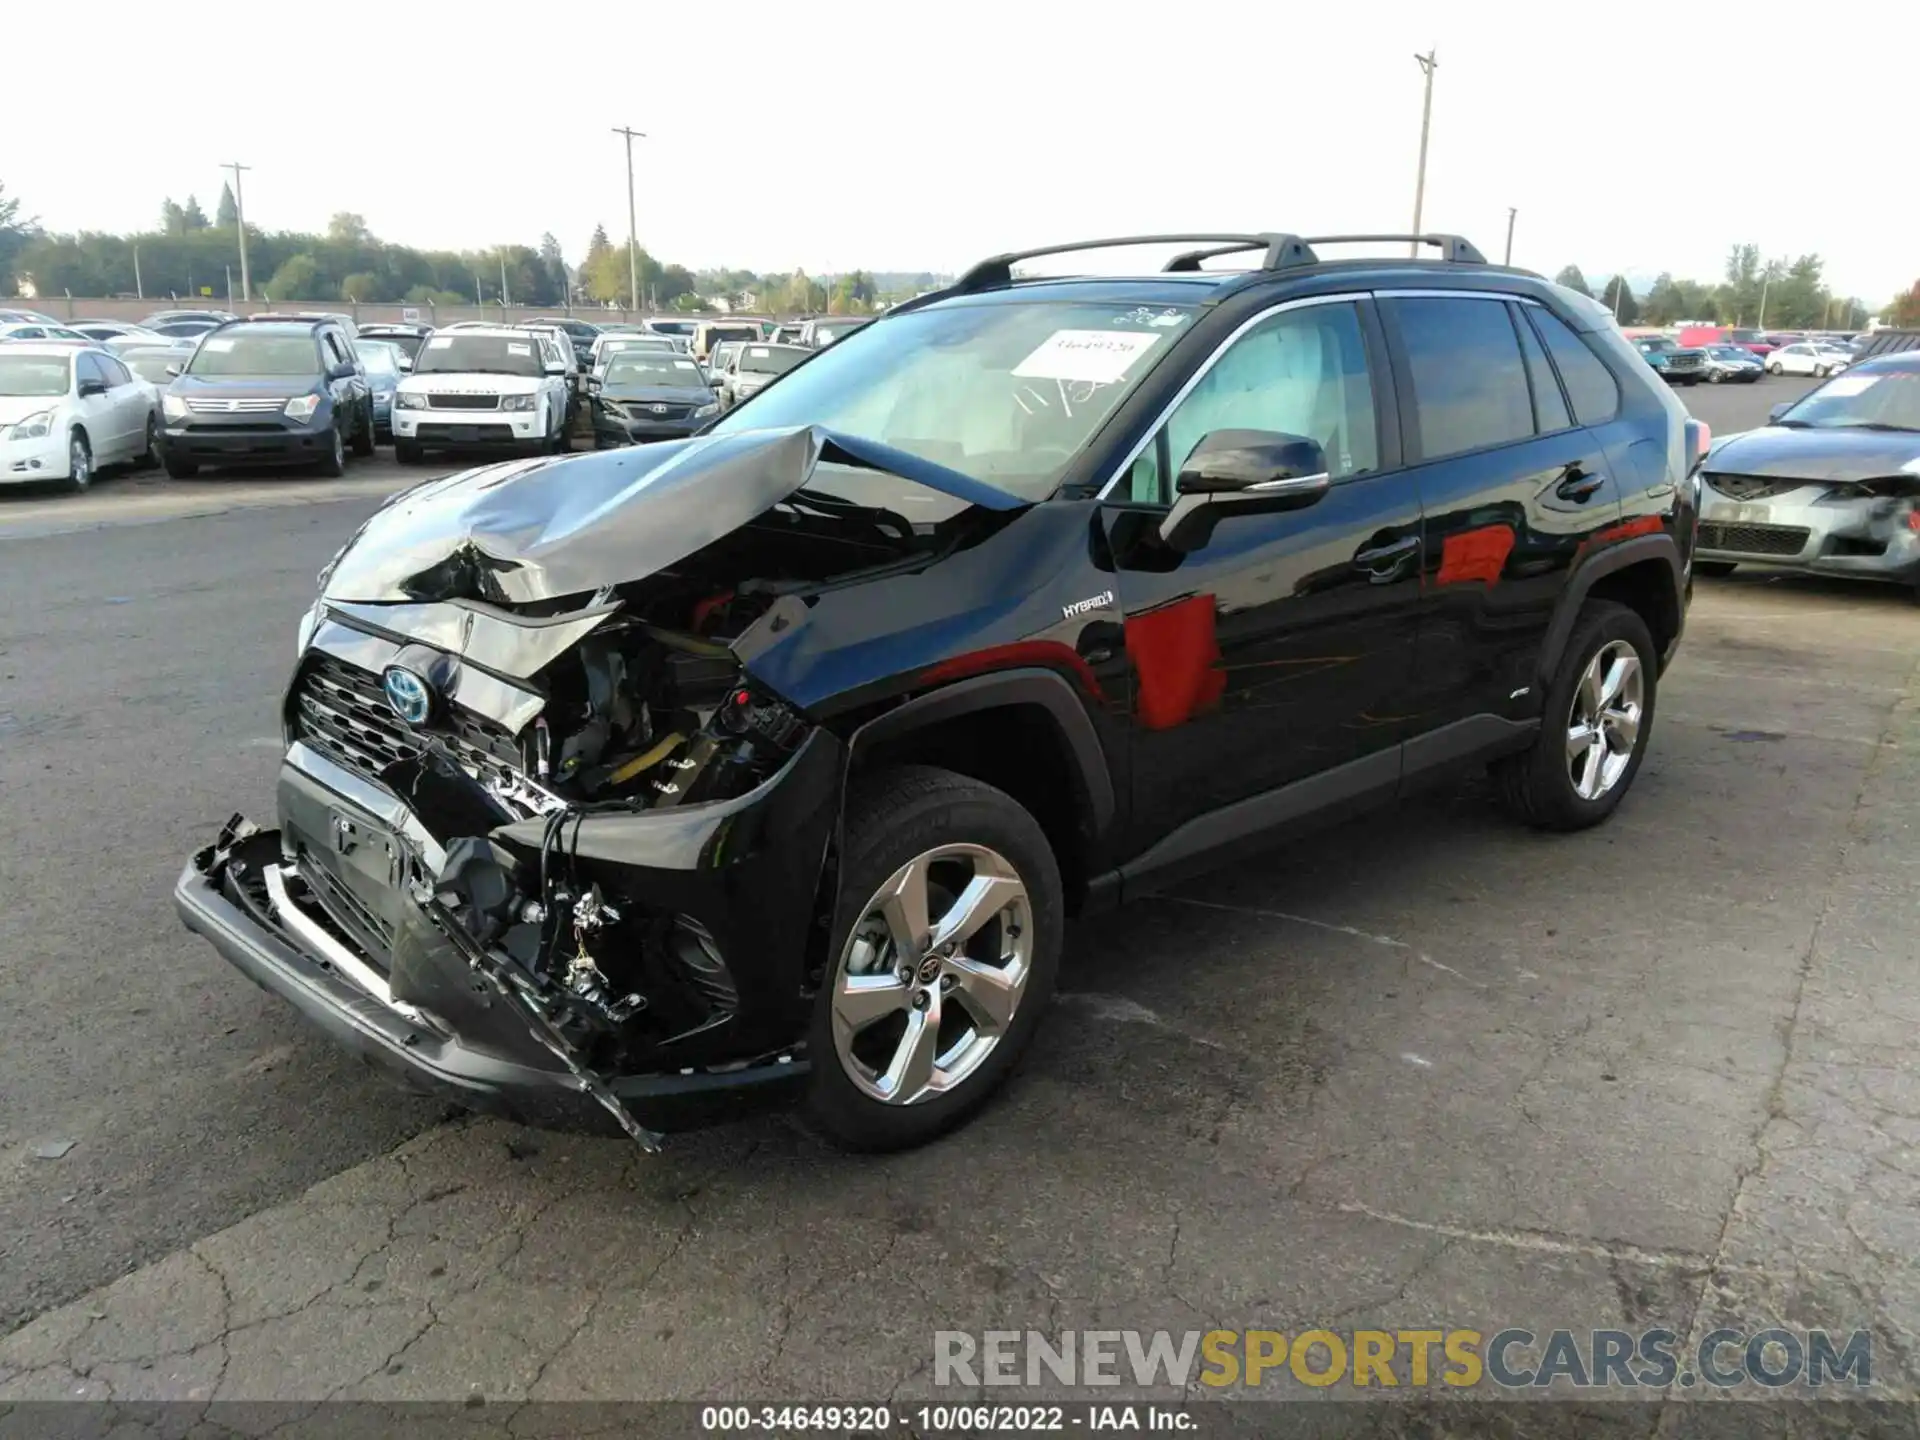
[176,233,1703,1152]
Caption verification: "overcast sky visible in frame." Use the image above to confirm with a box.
[9,0,1918,300]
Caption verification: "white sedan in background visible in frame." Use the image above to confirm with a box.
[1767,342,1852,378]
[0,320,92,344]
[0,344,160,491]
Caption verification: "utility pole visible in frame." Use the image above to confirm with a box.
[1503,207,1517,265]
[500,253,511,310]
[612,126,646,316]
[1611,276,1623,320]
[133,246,142,300]
[1409,50,1438,255]
[1757,262,1775,329]
[221,162,251,303]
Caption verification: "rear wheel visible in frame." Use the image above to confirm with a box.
[1707,369,1724,384]
[138,414,160,467]
[350,401,375,456]
[1694,560,1737,578]
[1495,601,1657,832]
[803,766,1062,1152]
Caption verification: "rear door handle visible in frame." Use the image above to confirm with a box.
[1555,465,1607,502]
[1353,536,1419,577]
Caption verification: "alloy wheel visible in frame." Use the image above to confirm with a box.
[69,435,91,489]
[830,843,1034,1106]
[1566,639,1643,801]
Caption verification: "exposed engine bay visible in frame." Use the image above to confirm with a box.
[223,428,1029,1146]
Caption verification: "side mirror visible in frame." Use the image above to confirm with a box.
[78,379,109,398]
[328,362,356,381]
[397,356,413,371]
[545,361,567,375]
[710,378,726,390]
[586,376,604,393]
[164,363,182,378]
[1158,430,1331,554]
[1768,402,1792,423]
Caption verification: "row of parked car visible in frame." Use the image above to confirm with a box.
[1624,325,1873,387]
[0,305,871,491]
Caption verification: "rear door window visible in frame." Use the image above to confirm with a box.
[1510,304,1572,433]
[1383,296,1534,460]
[1525,308,1621,426]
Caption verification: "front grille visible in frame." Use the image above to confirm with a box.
[185,396,286,413]
[295,852,393,961]
[290,652,522,785]
[1667,353,1704,371]
[426,394,501,411]
[1697,522,1811,556]
[613,401,692,421]
[1706,474,1809,502]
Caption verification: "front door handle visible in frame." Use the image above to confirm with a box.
[1353,536,1419,578]
[1555,465,1607,503]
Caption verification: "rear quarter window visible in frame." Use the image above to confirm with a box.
[1527,308,1622,426]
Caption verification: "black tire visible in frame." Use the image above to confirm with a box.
[138,413,161,467]
[549,407,571,454]
[802,766,1063,1152]
[1494,600,1657,832]
[1814,364,1829,379]
[66,430,93,493]
[317,422,347,477]
[164,453,198,479]
[1767,361,1783,375]
[350,401,376,456]
[1694,560,1737,577]
[394,439,424,466]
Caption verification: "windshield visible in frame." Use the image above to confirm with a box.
[705,327,758,346]
[122,351,181,384]
[186,331,321,378]
[412,334,544,377]
[739,345,804,376]
[1778,370,1920,431]
[814,322,863,342]
[0,354,71,397]
[709,299,1195,500]
[1638,338,1676,352]
[645,320,696,337]
[600,337,673,355]
[368,332,427,360]
[604,354,705,386]
[356,343,400,376]
[1709,347,1752,360]
[1729,330,1761,343]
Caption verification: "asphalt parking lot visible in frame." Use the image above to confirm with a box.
[9,374,1920,1420]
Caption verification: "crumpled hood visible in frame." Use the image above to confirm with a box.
[1707,425,1920,483]
[320,425,1026,605]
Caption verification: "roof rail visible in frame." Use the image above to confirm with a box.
[1302,234,1488,264]
[948,234,1319,295]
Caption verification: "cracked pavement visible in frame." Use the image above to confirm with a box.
[6,415,1920,1424]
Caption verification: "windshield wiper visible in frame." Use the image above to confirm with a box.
[419,367,531,377]
[1771,418,1813,428]
[1827,421,1920,434]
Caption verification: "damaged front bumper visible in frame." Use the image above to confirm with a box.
[176,728,843,1146]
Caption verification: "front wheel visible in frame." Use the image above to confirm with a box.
[138,414,161,466]
[803,766,1063,1152]
[1768,361,1784,375]
[66,430,93,492]
[1814,364,1830,379]
[316,423,347,477]
[394,439,424,466]
[1495,601,1657,832]
[1707,369,1724,384]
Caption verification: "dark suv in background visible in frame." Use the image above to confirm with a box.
[178,231,1701,1155]
[159,316,375,477]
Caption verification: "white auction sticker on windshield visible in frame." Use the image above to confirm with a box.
[1818,375,1876,398]
[507,342,531,356]
[674,359,696,370]
[425,336,453,350]
[201,337,235,352]
[1013,330,1160,385]
[749,347,771,357]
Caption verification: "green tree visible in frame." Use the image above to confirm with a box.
[1766,254,1827,330]
[216,183,238,229]
[1598,275,1639,324]
[1719,243,1762,324]
[340,272,380,302]
[538,232,567,299]
[1886,280,1920,328]
[160,198,186,235]
[0,182,36,296]
[1552,265,1592,297]
[181,195,209,230]
[265,253,323,301]
[327,212,371,246]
